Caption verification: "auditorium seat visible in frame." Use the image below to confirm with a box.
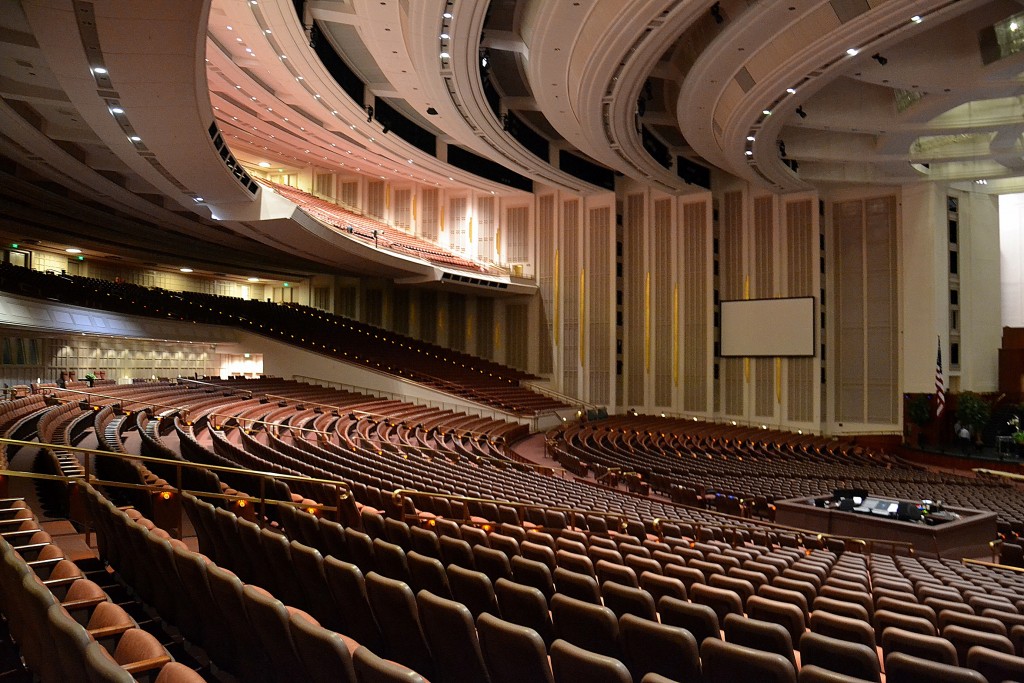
[700,638,797,683]
[476,613,554,683]
[884,652,987,683]
[549,639,631,683]
[798,631,880,682]
[416,590,490,683]
[550,593,623,660]
[288,610,359,683]
[619,613,702,683]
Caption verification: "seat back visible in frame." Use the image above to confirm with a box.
[550,593,622,660]
[416,590,490,683]
[618,613,701,683]
[798,631,880,682]
[476,613,553,683]
[494,577,554,647]
[700,637,797,683]
[288,611,358,683]
[364,572,435,678]
[549,639,631,683]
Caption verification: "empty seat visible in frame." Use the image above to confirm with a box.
[554,567,601,604]
[885,652,987,683]
[639,573,686,605]
[324,557,385,652]
[691,583,745,624]
[550,593,622,660]
[600,581,657,621]
[352,646,428,683]
[746,595,807,646]
[809,609,875,650]
[549,639,631,683]
[880,627,958,665]
[942,624,1014,666]
[364,572,434,678]
[723,613,796,670]
[596,559,639,588]
[243,584,314,681]
[476,613,553,683]
[407,551,452,601]
[700,637,797,683]
[447,564,499,619]
[799,631,880,682]
[511,556,555,602]
[619,613,701,683]
[288,611,358,683]
[965,646,1024,683]
[416,590,490,683]
[494,577,554,648]
[658,595,721,643]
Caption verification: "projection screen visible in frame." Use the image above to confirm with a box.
[719,297,815,357]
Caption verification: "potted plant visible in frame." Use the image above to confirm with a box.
[1010,411,1024,457]
[956,392,991,448]
[906,394,932,448]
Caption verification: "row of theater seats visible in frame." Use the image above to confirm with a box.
[180,480,1024,683]
[0,496,200,682]
[261,180,491,274]
[550,416,1024,531]
[0,262,562,416]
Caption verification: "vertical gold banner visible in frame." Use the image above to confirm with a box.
[440,205,445,233]
[495,227,501,256]
[672,284,679,386]
[743,275,751,383]
[554,249,560,347]
[493,318,501,350]
[412,194,417,222]
[579,269,586,366]
[644,272,651,372]
[385,184,390,210]
[776,357,782,404]
[468,216,473,244]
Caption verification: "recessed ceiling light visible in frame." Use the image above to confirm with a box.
[65,248,82,254]
[786,88,796,94]
[129,135,141,142]
[746,135,755,141]
[440,33,449,39]
[762,109,771,116]
[264,29,272,34]
[110,106,124,114]
[910,15,922,22]
[440,52,450,59]
[193,197,204,202]
[846,48,858,56]
[226,25,233,30]
[247,277,260,282]
[745,150,753,156]
[280,54,287,59]
[180,268,193,273]
[443,12,452,18]
[258,161,271,167]
[92,66,107,74]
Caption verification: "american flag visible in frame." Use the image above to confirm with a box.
[935,337,945,417]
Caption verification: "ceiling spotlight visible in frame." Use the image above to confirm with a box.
[911,15,922,23]
[109,106,124,114]
[440,51,450,59]
[247,277,260,282]
[746,135,755,141]
[846,48,859,56]
[443,11,453,18]
[258,161,271,167]
[92,66,108,74]
[762,109,771,116]
[786,87,796,95]
[745,150,753,156]
[440,32,450,39]
[796,105,807,119]
[128,135,141,142]
[871,53,888,65]
[65,248,82,254]
[180,268,193,273]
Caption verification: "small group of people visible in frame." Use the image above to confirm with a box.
[953,420,975,453]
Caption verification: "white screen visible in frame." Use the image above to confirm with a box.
[719,297,815,357]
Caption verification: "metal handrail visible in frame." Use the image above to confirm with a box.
[964,556,1024,574]
[0,437,350,526]
[390,488,628,533]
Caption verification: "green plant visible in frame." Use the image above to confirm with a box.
[956,391,991,433]
[907,395,932,427]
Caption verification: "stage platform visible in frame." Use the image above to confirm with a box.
[774,496,996,559]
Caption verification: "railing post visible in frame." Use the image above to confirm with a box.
[259,477,267,528]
